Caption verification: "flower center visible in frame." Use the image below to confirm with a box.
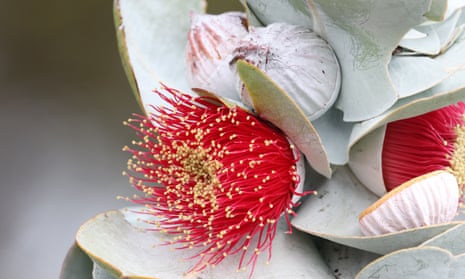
[450,122,465,189]
[176,144,222,210]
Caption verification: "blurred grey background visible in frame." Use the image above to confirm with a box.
[0,1,242,278]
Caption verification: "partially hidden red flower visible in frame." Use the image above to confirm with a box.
[382,102,465,196]
[123,85,309,275]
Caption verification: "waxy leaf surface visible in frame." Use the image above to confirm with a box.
[75,208,334,279]
[356,247,465,279]
[421,223,465,255]
[60,243,93,279]
[114,0,206,114]
[243,0,314,29]
[319,240,380,279]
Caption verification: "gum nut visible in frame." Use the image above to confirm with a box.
[233,22,341,120]
[359,170,459,236]
[186,12,248,100]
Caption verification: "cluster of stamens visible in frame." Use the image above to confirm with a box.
[382,102,465,204]
[123,86,307,275]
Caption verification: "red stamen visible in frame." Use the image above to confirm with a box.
[123,85,310,276]
[382,102,465,192]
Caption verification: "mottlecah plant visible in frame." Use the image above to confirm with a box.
[61,1,465,279]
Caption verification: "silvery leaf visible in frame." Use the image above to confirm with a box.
[60,244,93,279]
[114,0,206,115]
[421,223,465,255]
[319,240,380,279]
[355,246,465,279]
[75,208,335,278]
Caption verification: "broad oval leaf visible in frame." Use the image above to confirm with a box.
[421,223,465,255]
[355,246,465,279]
[93,263,117,279]
[399,26,441,55]
[114,0,206,115]
[435,23,465,71]
[348,126,386,197]
[312,107,354,165]
[319,240,380,279]
[76,208,335,279]
[60,243,93,279]
[311,0,432,121]
[400,5,465,55]
[389,56,449,99]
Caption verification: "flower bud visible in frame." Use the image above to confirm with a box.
[359,170,459,236]
[350,102,465,197]
[232,22,341,121]
[186,12,248,100]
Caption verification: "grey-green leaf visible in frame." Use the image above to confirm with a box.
[60,243,93,279]
[435,24,465,71]
[244,0,314,29]
[355,246,465,279]
[76,208,335,278]
[424,0,448,21]
[313,0,432,121]
[320,240,380,279]
[114,0,206,114]
[400,5,465,55]
[311,107,353,165]
[399,25,441,55]
[292,166,375,237]
[93,263,117,279]
[388,56,449,99]
[421,223,465,255]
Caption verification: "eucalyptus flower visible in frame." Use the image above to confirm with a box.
[383,102,465,193]
[123,85,311,276]
[350,103,465,235]
[350,102,465,197]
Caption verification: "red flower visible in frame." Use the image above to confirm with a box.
[382,102,465,195]
[123,85,309,275]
